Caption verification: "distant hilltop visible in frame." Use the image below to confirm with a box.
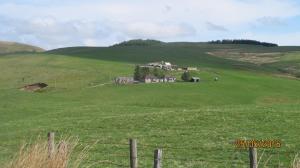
[112,39,164,47]
[0,41,44,54]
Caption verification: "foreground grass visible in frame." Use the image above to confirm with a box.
[1,54,300,167]
[5,137,88,168]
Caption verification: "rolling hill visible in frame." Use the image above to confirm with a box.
[1,40,300,167]
[0,41,44,54]
[48,40,300,78]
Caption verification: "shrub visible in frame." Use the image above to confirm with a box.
[153,68,165,78]
[134,65,142,81]
[181,71,191,81]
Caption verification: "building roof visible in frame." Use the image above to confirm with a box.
[165,62,171,66]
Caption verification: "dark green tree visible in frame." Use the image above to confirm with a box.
[181,71,191,81]
[153,68,165,78]
[140,67,150,79]
[134,65,142,81]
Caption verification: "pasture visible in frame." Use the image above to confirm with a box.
[1,45,300,167]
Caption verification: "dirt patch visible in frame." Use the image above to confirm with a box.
[257,96,297,105]
[20,83,48,92]
[207,51,283,65]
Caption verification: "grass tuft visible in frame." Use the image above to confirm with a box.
[5,137,89,168]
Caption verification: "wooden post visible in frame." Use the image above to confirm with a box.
[47,132,55,158]
[249,147,257,168]
[154,149,162,168]
[129,139,138,168]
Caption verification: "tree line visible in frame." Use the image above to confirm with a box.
[134,65,166,81]
[209,39,278,47]
[112,39,164,47]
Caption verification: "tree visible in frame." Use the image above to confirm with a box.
[140,67,150,79]
[134,65,166,81]
[181,71,191,82]
[134,65,142,81]
[153,68,165,78]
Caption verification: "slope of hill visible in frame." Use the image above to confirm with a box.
[2,40,300,167]
[48,40,300,77]
[1,53,300,167]
[0,41,44,54]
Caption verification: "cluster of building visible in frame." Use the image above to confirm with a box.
[114,61,202,85]
[145,61,198,71]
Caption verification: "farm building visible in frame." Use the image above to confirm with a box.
[143,75,160,83]
[191,77,200,82]
[143,75,176,83]
[115,77,134,85]
[147,61,175,70]
[164,76,176,82]
[183,67,198,71]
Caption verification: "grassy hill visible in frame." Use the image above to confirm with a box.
[48,40,300,77]
[0,41,44,55]
[1,41,300,167]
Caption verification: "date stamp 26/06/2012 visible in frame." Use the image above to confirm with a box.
[235,139,282,149]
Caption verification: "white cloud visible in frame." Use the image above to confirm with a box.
[206,22,228,32]
[0,0,299,48]
[124,22,196,39]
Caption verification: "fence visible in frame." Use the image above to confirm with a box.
[47,132,285,168]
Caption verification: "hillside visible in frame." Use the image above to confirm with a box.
[0,41,44,54]
[48,40,300,77]
[1,49,300,167]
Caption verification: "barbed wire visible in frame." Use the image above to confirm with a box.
[89,160,128,167]
[84,141,300,168]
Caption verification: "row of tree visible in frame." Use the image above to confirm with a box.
[134,65,166,81]
[209,39,278,47]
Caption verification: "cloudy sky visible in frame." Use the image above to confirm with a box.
[1,0,300,49]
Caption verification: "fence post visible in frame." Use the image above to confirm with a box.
[249,147,257,168]
[154,149,162,168]
[129,139,138,168]
[47,132,55,158]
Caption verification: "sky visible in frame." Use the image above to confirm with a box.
[1,0,300,49]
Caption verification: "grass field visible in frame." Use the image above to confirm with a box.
[1,43,300,167]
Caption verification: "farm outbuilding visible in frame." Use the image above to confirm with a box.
[147,61,175,70]
[191,77,200,82]
[143,75,160,83]
[142,75,176,83]
[115,77,134,85]
[164,76,176,83]
[183,67,198,71]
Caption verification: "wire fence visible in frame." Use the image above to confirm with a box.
[87,142,299,167]
[46,132,300,168]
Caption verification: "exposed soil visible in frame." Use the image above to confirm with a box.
[20,83,48,92]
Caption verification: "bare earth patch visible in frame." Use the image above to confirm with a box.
[20,83,48,92]
[207,50,283,65]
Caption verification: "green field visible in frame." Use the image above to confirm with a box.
[1,42,300,167]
